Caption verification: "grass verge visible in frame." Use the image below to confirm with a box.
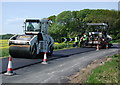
[0,48,9,58]
[85,54,120,83]
[54,42,74,50]
[110,39,120,43]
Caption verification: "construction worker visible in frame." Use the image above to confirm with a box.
[27,22,34,31]
[80,33,88,47]
[74,36,79,47]
[83,33,88,46]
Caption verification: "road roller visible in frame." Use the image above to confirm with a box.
[8,18,54,58]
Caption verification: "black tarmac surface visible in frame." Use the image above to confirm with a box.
[1,44,120,84]
[1,47,95,73]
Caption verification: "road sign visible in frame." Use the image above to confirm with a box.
[62,38,67,42]
[69,38,73,42]
[61,38,75,42]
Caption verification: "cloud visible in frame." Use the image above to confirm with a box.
[6,17,24,23]
[5,17,25,25]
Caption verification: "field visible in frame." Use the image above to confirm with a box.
[0,40,9,49]
[85,54,119,83]
[0,39,74,58]
[0,40,9,58]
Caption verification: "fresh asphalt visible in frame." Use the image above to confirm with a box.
[1,44,120,83]
[1,47,95,73]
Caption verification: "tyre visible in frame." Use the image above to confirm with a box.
[38,52,44,59]
[108,44,112,48]
[48,46,54,56]
[101,44,106,49]
[30,44,37,59]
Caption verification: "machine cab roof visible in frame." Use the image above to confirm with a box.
[24,18,50,35]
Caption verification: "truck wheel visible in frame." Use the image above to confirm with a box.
[48,46,54,56]
[108,44,112,48]
[101,44,106,49]
[30,44,37,59]
[38,52,44,59]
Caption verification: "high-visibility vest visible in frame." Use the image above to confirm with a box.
[83,35,87,41]
[27,23,34,30]
[75,37,78,42]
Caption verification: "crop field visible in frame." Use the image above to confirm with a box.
[0,40,9,58]
[0,40,9,49]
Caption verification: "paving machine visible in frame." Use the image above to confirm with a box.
[80,23,112,48]
[8,18,54,58]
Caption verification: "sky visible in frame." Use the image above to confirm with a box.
[1,1,119,34]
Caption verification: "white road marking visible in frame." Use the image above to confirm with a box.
[42,75,54,83]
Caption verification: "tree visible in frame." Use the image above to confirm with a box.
[0,34,14,39]
[48,15,56,23]
[48,24,67,42]
[48,9,120,41]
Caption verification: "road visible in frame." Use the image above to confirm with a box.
[1,44,120,84]
[1,47,95,73]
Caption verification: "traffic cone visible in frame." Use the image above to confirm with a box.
[96,44,100,51]
[106,43,108,49]
[41,52,48,64]
[4,57,16,76]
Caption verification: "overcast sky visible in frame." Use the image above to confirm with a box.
[0,0,119,34]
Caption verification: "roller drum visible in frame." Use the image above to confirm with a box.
[9,45,33,58]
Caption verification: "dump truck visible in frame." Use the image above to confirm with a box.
[8,18,54,58]
[80,23,112,48]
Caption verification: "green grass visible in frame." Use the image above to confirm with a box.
[54,42,74,50]
[85,54,120,83]
[0,48,9,58]
[110,39,120,43]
